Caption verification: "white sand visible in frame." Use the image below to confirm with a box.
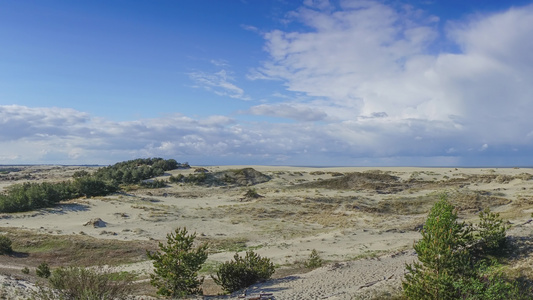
[1,166,533,298]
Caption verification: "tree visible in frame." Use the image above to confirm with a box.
[403,194,473,299]
[476,208,508,254]
[304,249,323,269]
[0,235,13,255]
[147,227,208,298]
[403,194,526,299]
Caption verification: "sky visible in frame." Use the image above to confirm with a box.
[1,0,533,166]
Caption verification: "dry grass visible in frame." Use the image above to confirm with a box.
[1,228,156,268]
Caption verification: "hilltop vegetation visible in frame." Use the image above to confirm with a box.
[0,158,185,213]
[169,167,270,186]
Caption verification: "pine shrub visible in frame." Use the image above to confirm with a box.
[36,262,51,278]
[214,250,275,293]
[147,227,208,298]
[0,235,13,255]
[304,249,323,269]
[403,194,527,299]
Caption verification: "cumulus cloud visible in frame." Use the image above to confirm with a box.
[250,0,533,163]
[4,1,533,166]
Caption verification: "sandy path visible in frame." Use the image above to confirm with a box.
[216,251,416,300]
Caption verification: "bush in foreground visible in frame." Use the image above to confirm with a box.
[214,250,275,293]
[147,227,208,298]
[403,194,528,299]
[35,265,135,300]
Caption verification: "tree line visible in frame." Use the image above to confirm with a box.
[0,158,187,213]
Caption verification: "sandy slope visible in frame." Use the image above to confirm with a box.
[1,165,533,299]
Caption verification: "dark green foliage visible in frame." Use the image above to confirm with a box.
[0,235,13,255]
[147,227,208,298]
[140,179,167,188]
[36,262,51,278]
[476,208,508,254]
[0,182,78,213]
[0,167,21,174]
[21,267,30,274]
[453,264,530,300]
[184,172,208,184]
[403,194,525,299]
[243,188,261,199]
[0,158,183,213]
[304,249,323,269]
[403,194,473,299]
[93,158,183,185]
[169,174,184,183]
[72,170,90,178]
[0,178,115,212]
[214,250,275,293]
[37,266,135,300]
[74,177,118,198]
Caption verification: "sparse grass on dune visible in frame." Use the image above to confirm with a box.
[2,165,533,299]
[1,227,156,268]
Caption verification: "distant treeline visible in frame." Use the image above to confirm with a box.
[0,167,22,175]
[0,158,188,213]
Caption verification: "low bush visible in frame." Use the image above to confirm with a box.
[304,249,323,269]
[476,208,508,254]
[35,265,135,300]
[36,262,51,278]
[0,235,13,254]
[214,250,275,293]
[140,179,167,188]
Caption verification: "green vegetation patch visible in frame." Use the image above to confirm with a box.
[5,228,154,266]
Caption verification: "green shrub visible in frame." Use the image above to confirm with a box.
[169,174,184,183]
[147,227,208,298]
[140,179,167,188]
[243,188,262,199]
[403,194,526,299]
[214,250,275,293]
[403,194,474,299]
[35,265,135,300]
[21,267,30,274]
[477,208,508,254]
[36,262,51,278]
[0,235,13,254]
[304,249,323,269]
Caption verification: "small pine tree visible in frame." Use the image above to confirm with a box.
[477,208,508,254]
[147,227,208,298]
[304,249,323,269]
[0,235,13,255]
[403,194,473,299]
[36,262,51,278]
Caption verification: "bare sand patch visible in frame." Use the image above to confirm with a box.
[1,165,533,298]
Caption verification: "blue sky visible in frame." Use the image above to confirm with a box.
[2,0,533,166]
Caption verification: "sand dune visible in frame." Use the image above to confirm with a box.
[1,165,533,298]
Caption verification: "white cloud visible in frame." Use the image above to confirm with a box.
[3,2,533,166]
[189,69,250,100]
[247,103,328,121]
[249,0,533,163]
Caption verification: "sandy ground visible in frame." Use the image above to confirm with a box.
[1,165,533,299]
